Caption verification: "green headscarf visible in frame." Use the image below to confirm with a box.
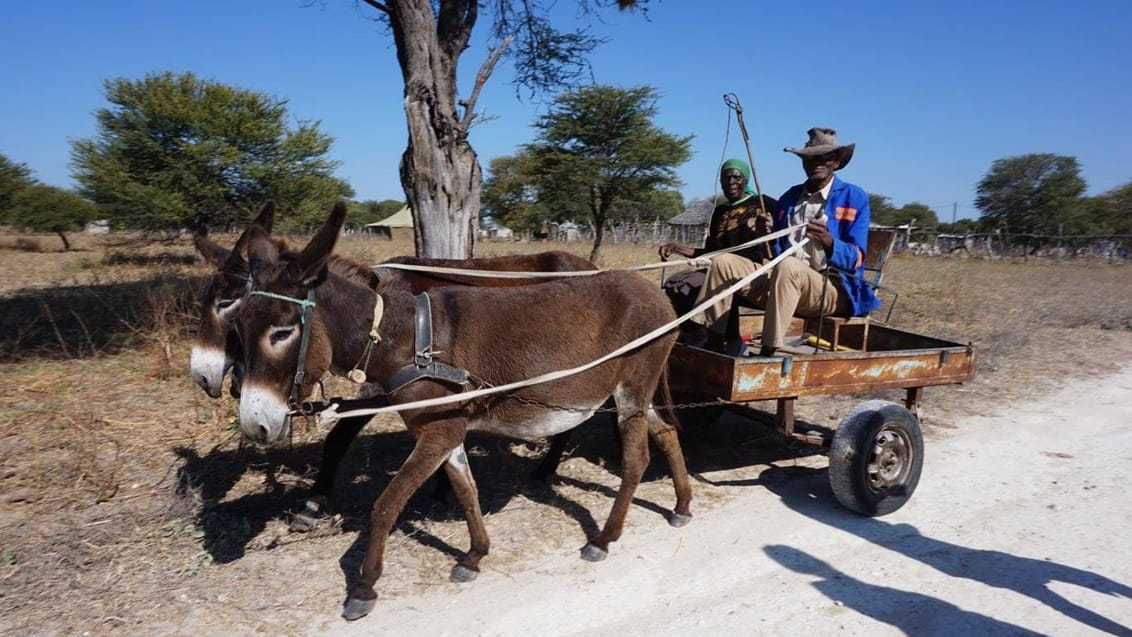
[720,158,757,197]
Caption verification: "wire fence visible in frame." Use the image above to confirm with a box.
[484,220,1132,262]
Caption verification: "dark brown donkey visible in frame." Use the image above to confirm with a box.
[191,202,598,529]
[235,203,692,620]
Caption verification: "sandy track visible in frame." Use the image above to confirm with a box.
[327,366,1132,636]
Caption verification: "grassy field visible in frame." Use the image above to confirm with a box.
[1,228,1130,634]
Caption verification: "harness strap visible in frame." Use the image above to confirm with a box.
[289,286,317,407]
[386,292,469,394]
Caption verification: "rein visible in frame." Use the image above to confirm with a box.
[249,287,317,410]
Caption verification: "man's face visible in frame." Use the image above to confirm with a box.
[802,152,839,184]
[720,168,747,201]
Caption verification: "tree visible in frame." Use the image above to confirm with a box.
[869,194,898,225]
[4,184,98,250]
[480,151,547,233]
[0,152,36,213]
[350,0,651,259]
[524,84,691,261]
[975,154,1086,238]
[1098,180,1132,235]
[70,71,352,233]
[893,202,939,228]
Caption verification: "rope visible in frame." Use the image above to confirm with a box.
[312,238,811,425]
[374,224,804,279]
[249,290,316,323]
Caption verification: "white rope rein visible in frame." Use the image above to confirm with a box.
[373,224,804,279]
[314,234,809,425]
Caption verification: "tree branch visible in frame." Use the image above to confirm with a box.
[459,34,514,132]
[358,0,390,14]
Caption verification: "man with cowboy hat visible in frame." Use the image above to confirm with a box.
[759,127,879,357]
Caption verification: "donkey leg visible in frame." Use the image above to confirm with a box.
[442,444,491,583]
[647,411,693,527]
[344,422,466,621]
[291,414,371,532]
[580,409,650,562]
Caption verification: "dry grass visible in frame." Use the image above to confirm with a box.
[1,231,1130,635]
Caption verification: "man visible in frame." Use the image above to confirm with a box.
[658,158,776,353]
[759,128,879,357]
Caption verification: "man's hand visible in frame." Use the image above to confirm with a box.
[658,242,693,260]
[805,221,834,252]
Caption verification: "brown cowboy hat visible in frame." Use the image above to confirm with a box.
[784,127,855,170]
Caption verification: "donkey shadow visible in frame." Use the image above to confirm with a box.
[758,466,1132,636]
[177,400,829,569]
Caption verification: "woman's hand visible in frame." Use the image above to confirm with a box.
[658,242,693,260]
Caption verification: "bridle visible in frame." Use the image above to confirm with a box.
[248,287,318,411]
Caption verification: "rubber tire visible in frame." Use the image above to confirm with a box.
[829,400,924,516]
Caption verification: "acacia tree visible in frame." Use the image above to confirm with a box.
[4,184,98,250]
[975,153,1086,238]
[480,152,547,233]
[519,85,690,261]
[350,0,650,258]
[71,71,352,233]
[0,153,35,212]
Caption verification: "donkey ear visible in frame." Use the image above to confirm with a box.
[253,200,276,234]
[193,232,231,269]
[246,224,279,285]
[293,201,347,286]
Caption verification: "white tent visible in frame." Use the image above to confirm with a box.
[366,205,414,229]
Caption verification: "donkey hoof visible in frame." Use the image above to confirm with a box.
[342,595,377,621]
[580,543,608,562]
[668,512,693,528]
[450,564,479,583]
[289,500,328,533]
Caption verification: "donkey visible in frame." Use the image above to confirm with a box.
[190,203,594,398]
[235,202,692,620]
[190,202,598,529]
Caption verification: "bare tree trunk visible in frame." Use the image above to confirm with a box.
[54,228,71,251]
[382,0,489,259]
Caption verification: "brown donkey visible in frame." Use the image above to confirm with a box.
[234,203,692,620]
[190,204,597,528]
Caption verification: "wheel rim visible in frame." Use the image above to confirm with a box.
[865,425,914,492]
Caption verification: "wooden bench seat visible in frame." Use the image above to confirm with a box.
[728,228,899,354]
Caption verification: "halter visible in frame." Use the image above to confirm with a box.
[249,287,318,410]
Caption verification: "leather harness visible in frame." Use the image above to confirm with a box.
[385,292,470,395]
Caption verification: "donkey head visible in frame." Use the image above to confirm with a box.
[235,202,347,443]
[189,202,276,398]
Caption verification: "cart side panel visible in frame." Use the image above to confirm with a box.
[730,347,976,402]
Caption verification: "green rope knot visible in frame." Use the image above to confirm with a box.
[249,290,317,323]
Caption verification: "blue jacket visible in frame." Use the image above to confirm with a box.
[770,176,880,316]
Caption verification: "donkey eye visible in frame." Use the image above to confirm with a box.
[216,298,241,314]
[269,328,294,346]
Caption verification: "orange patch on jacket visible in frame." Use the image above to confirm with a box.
[835,206,857,221]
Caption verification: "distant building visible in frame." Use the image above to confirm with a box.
[666,200,714,245]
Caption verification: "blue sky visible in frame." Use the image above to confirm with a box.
[2,1,1130,221]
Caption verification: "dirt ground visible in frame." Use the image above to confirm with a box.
[1,233,1131,636]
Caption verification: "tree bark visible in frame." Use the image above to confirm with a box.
[53,228,71,251]
[386,0,480,259]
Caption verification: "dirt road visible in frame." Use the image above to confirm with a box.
[327,366,1132,636]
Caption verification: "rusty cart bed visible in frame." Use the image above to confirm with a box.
[667,321,977,516]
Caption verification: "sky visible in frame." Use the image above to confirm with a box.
[2,1,1131,222]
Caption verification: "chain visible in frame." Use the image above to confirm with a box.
[504,391,735,414]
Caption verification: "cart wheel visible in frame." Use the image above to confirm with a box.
[829,400,923,516]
